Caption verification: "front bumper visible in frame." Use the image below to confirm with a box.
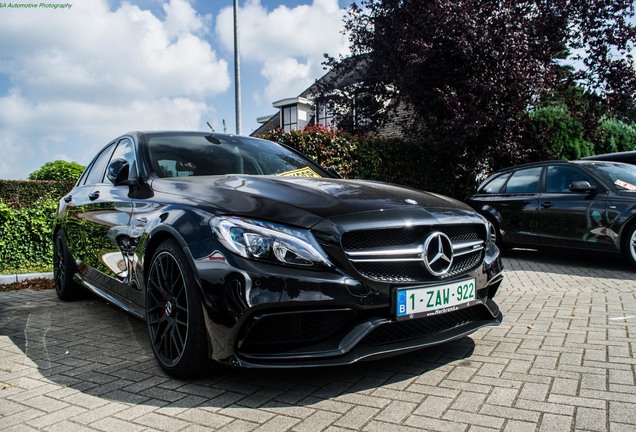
[187,238,504,368]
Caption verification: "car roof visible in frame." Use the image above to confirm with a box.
[489,160,575,175]
[581,150,636,162]
[489,159,632,176]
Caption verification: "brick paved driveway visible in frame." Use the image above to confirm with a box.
[1,251,635,431]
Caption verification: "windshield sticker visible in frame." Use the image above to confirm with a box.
[615,179,636,191]
[277,167,322,178]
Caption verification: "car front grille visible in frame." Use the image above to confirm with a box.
[341,224,486,282]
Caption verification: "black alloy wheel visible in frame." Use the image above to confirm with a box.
[53,231,80,300]
[146,239,208,378]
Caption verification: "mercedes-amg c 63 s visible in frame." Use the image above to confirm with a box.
[54,131,504,377]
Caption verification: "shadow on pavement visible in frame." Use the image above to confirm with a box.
[1,290,475,409]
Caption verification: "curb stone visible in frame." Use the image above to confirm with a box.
[0,272,54,284]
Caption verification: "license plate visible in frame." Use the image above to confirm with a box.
[396,278,476,320]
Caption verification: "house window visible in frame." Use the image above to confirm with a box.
[281,105,298,132]
[316,104,334,127]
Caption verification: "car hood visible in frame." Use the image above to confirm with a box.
[150,175,480,229]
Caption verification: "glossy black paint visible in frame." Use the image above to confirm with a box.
[466,160,636,268]
[55,131,504,372]
[582,151,636,165]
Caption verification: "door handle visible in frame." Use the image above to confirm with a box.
[541,201,553,208]
[88,191,100,201]
[64,195,72,203]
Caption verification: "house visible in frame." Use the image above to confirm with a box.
[252,87,333,136]
[251,59,407,138]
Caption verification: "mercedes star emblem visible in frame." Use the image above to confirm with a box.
[423,231,454,276]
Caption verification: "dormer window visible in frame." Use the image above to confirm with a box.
[272,97,313,132]
[281,105,298,132]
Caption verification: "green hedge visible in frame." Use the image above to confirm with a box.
[0,179,73,273]
[0,198,57,272]
[263,125,359,178]
[0,179,75,209]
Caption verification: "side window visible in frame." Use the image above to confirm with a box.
[107,138,136,185]
[83,143,117,186]
[503,167,542,193]
[480,173,511,194]
[546,165,591,193]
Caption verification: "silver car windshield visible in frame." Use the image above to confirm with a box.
[146,134,325,179]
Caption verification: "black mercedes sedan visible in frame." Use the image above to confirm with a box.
[54,131,503,378]
[466,160,636,268]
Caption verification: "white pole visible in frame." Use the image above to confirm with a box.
[233,0,242,135]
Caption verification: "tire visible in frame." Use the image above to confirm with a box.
[146,239,208,378]
[53,231,81,300]
[623,223,636,269]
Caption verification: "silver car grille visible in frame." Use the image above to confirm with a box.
[341,225,486,282]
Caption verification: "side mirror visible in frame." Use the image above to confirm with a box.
[107,158,133,186]
[569,181,596,194]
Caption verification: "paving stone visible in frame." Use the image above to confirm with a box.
[291,410,340,432]
[1,253,634,432]
[333,405,379,430]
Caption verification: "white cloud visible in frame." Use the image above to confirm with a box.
[261,58,312,101]
[0,0,230,179]
[215,0,349,104]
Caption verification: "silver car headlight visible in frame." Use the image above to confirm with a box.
[211,216,331,268]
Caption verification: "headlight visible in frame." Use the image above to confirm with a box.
[210,216,331,268]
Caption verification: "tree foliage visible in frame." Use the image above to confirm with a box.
[320,0,636,191]
[597,118,636,154]
[28,160,85,181]
[529,105,594,160]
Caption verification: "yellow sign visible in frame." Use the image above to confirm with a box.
[277,167,322,178]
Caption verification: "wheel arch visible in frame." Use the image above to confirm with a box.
[619,215,636,261]
[141,226,203,294]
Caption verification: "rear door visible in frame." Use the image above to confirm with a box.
[492,166,543,246]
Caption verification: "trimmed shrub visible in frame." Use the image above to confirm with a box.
[28,160,85,181]
[0,198,57,272]
[260,125,358,178]
[0,180,75,209]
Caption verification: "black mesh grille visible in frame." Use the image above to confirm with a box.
[342,225,484,251]
[358,305,490,347]
[352,251,483,282]
[341,224,485,282]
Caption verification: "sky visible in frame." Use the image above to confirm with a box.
[0,0,353,179]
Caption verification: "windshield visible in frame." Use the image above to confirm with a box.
[146,134,326,179]
[588,162,636,192]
